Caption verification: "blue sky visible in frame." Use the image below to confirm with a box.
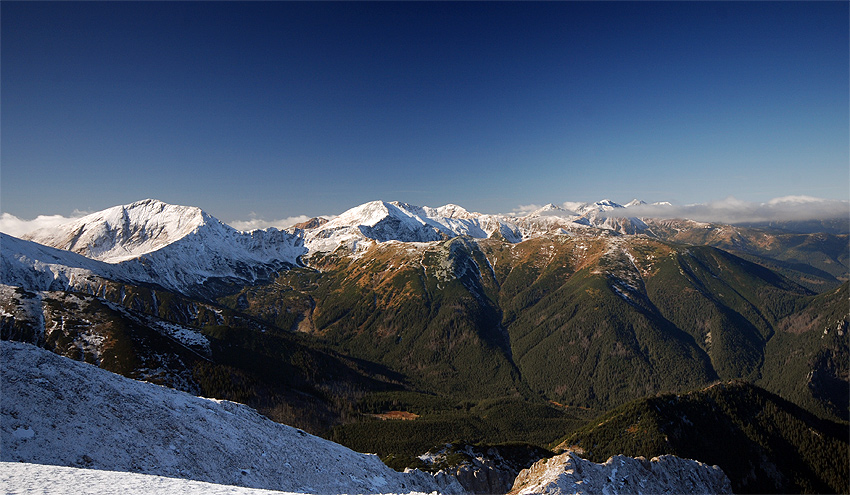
[2,1,848,225]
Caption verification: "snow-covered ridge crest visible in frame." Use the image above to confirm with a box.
[0,233,123,292]
[304,200,523,253]
[22,199,306,266]
[295,198,661,254]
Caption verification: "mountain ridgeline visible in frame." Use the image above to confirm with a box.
[2,198,848,493]
[232,233,846,418]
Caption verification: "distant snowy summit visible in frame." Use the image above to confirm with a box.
[301,198,670,253]
[23,199,304,264]
[1,197,669,297]
[7,199,305,299]
[303,200,523,252]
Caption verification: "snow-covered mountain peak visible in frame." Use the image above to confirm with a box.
[23,199,213,263]
[12,199,305,299]
[584,199,624,212]
[624,199,646,208]
[430,203,475,219]
[330,200,396,228]
[303,200,523,253]
[528,204,573,217]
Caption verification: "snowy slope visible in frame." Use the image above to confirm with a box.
[0,340,737,495]
[1,462,299,495]
[0,340,463,494]
[12,199,307,299]
[0,233,125,291]
[23,199,211,262]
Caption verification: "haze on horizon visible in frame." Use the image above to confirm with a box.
[1,2,847,224]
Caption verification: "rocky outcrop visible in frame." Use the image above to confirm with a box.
[509,451,732,495]
[421,443,552,494]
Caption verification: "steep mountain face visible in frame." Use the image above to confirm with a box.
[10,199,306,300]
[479,235,817,408]
[556,381,849,494]
[23,199,212,262]
[0,282,402,434]
[236,228,821,413]
[759,282,850,420]
[257,236,524,400]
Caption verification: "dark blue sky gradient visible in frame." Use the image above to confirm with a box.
[2,2,847,221]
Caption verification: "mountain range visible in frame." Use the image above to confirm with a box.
[2,197,848,493]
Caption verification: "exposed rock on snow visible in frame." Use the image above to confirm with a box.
[0,340,463,494]
[417,443,552,495]
[509,451,732,495]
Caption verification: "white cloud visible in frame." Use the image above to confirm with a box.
[0,212,86,238]
[511,204,544,216]
[227,214,313,231]
[600,196,849,224]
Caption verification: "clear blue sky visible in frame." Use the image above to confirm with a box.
[2,1,848,223]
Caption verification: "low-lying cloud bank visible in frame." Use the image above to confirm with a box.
[599,196,849,225]
[0,212,89,238]
[227,214,313,232]
[0,211,316,238]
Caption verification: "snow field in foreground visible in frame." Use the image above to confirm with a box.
[1,462,299,495]
[0,341,460,495]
